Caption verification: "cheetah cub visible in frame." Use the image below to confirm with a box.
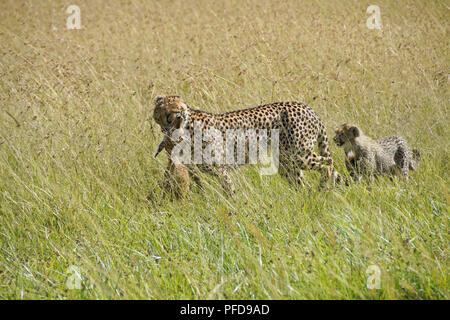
[333,123,420,181]
[155,135,190,199]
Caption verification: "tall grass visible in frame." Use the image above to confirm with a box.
[0,0,448,299]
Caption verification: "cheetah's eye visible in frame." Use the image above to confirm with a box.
[166,114,172,124]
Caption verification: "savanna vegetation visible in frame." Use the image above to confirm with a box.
[0,0,448,299]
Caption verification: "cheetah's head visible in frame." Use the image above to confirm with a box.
[153,95,189,135]
[333,123,361,147]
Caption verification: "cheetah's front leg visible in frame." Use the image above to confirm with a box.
[195,165,235,196]
[216,166,235,195]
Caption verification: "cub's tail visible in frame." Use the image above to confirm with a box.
[409,148,421,170]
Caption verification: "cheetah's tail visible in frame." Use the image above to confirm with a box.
[318,126,342,184]
[409,148,421,170]
[317,126,332,161]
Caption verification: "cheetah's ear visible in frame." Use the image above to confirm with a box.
[351,126,360,138]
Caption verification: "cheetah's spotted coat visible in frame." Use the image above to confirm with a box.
[153,95,338,193]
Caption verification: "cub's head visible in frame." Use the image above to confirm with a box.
[153,95,189,134]
[333,123,361,147]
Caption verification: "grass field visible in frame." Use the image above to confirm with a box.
[0,0,448,299]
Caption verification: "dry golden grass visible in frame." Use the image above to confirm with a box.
[0,0,448,299]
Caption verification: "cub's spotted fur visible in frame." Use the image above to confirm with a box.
[333,123,420,181]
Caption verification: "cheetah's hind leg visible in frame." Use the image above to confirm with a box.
[394,146,410,181]
[297,150,335,189]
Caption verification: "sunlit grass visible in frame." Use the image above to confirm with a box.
[0,0,448,299]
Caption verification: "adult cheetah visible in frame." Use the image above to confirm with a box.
[153,95,339,193]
